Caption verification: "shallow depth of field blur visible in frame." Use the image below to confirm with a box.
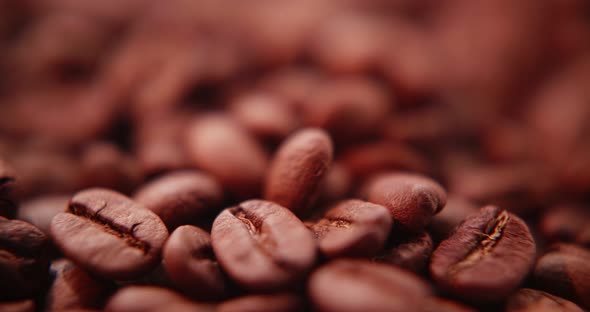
[0,0,589,213]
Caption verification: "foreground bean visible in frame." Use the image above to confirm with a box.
[505,288,583,312]
[50,188,169,280]
[211,199,316,291]
[264,128,333,217]
[105,286,213,312]
[163,225,227,300]
[430,206,536,302]
[308,259,432,312]
[309,199,391,258]
[362,172,446,231]
[0,218,50,300]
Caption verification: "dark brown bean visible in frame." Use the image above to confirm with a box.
[50,188,169,280]
[104,286,214,312]
[45,259,113,311]
[430,206,536,302]
[308,199,391,258]
[428,196,478,241]
[134,171,223,230]
[264,128,333,216]
[362,172,446,232]
[185,114,268,199]
[217,293,304,312]
[0,300,35,312]
[211,199,316,291]
[17,195,69,234]
[163,225,227,300]
[374,231,433,273]
[0,218,50,300]
[308,259,432,312]
[505,288,583,312]
[420,298,476,312]
[0,158,17,218]
[533,244,590,309]
[539,204,590,244]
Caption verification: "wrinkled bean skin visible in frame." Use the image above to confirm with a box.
[362,172,447,232]
[211,199,317,291]
[134,171,223,230]
[264,128,333,217]
[309,199,391,258]
[430,206,536,302]
[50,188,169,280]
[308,259,432,312]
[505,288,583,312]
[163,225,227,300]
[0,218,50,300]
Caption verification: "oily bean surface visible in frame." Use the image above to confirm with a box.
[309,199,391,258]
[362,172,446,231]
[0,218,50,300]
[308,259,432,312]
[134,171,223,230]
[264,128,333,217]
[163,225,227,300]
[430,205,536,302]
[50,188,169,280]
[211,199,316,291]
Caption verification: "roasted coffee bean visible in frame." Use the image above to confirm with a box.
[539,204,590,244]
[185,114,268,199]
[104,286,214,312]
[420,298,476,312]
[264,128,333,217]
[533,244,590,308]
[17,195,69,234]
[0,300,35,312]
[163,225,227,300]
[308,199,391,258]
[217,293,304,312]
[308,259,432,312]
[316,163,352,206]
[50,188,169,280]
[505,288,583,312]
[0,218,50,300]
[374,231,433,273]
[430,206,536,302]
[134,171,223,230]
[45,259,113,311]
[428,196,478,241]
[211,199,316,291]
[362,172,446,231]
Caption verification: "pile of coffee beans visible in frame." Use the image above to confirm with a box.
[1,0,589,311]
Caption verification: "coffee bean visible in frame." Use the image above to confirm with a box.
[134,171,223,230]
[105,286,214,312]
[362,172,446,231]
[218,293,304,312]
[533,244,590,308]
[163,225,227,300]
[316,163,352,206]
[430,206,536,302]
[505,288,583,312]
[308,199,391,258]
[17,195,69,234]
[0,218,50,300]
[0,300,35,312]
[211,199,316,291]
[308,259,432,312]
[45,259,113,311]
[421,298,476,312]
[374,231,433,273]
[264,128,333,217]
[185,114,268,199]
[50,188,169,280]
[0,158,17,218]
